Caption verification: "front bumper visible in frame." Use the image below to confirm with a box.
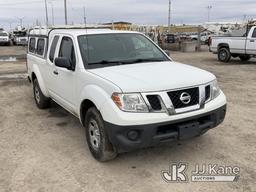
[105,104,226,153]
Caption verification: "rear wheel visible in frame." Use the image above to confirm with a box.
[84,107,117,162]
[33,79,50,109]
[239,55,251,61]
[218,47,231,62]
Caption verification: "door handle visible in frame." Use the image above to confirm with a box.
[53,70,59,75]
[250,40,255,42]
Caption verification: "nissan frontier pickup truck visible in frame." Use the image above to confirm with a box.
[27,28,227,161]
[210,26,256,62]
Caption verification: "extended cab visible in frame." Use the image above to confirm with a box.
[27,28,227,161]
[210,26,256,62]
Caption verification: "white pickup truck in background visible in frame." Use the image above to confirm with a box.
[0,31,11,46]
[210,26,256,62]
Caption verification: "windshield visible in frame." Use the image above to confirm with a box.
[78,33,169,68]
[0,33,8,36]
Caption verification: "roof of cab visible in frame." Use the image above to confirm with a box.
[29,27,140,37]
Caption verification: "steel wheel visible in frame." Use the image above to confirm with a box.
[218,47,231,63]
[34,84,40,104]
[219,50,227,61]
[88,119,101,151]
[84,107,117,161]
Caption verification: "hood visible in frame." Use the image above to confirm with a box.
[89,61,216,92]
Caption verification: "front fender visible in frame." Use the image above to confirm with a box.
[79,84,111,120]
[32,65,49,97]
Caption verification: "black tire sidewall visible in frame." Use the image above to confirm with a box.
[33,79,50,109]
[84,107,116,162]
[218,48,231,62]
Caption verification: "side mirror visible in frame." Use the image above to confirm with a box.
[55,57,72,70]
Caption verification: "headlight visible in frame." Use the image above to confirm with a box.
[111,93,149,112]
[211,79,221,99]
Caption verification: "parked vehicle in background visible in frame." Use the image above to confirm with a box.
[165,33,176,43]
[0,31,12,46]
[27,27,227,161]
[190,32,211,44]
[13,27,28,46]
[210,26,256,62]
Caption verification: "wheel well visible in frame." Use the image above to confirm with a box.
[218,43,229,51]
[80,99,96,126]
[31,72,37,82]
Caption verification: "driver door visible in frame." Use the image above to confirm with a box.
[51,36,77,111]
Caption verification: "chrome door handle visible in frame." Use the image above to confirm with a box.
[250,40,255,42]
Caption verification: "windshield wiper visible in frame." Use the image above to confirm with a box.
[88,60,124,65]
[122,58,166,64]
[88,58,166,66]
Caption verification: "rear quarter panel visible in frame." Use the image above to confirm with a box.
[211,37,246,54]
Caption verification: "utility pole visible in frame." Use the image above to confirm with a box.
[49,1,55,26]
[44,0,49,26]
[168,0,171,34]
[83,6,87,26]
[207,5,212,22]
[64,0,68,25]
[8,22,12,31]
[17,17,24,27]
[243,14,247,22]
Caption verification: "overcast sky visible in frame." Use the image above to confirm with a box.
[0,0,255,30]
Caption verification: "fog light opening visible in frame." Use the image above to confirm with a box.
[127,130,140,141]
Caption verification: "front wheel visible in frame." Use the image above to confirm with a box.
[239,55,251,61]
[84,107,117,162]
[218,47,231,63]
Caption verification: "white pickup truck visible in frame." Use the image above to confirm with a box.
[0,31,11,46]
[210,26,256,62]
[27,28,227,161]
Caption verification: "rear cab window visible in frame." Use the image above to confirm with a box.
[36,39,45,56]
[29,38,36,53]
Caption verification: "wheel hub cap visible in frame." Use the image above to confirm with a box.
[88,119,101,151]
[35,86,40,103]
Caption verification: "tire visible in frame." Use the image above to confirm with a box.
[239,55,251,61]
[218,47,231,63]
[33,79,50,109]
[84,107,117,162]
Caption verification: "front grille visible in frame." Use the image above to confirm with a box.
[146,95,162,110]
[205,85,211,101]
[167,87,199,109]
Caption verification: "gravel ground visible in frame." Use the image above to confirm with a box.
[0,46,255,192]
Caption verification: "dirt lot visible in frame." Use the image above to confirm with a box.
[0,46,255,192]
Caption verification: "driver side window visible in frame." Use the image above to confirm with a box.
[252,29,256,38]
[59,36,76,70]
